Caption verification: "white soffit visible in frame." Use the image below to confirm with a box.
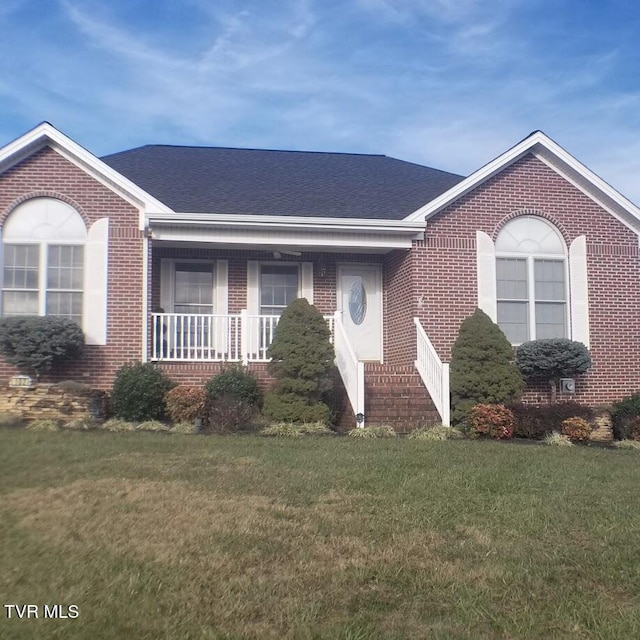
[148,213,424,251]
[405,131,640,236]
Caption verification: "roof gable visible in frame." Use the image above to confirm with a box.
[405,131,640,235]
[0,123,172,223]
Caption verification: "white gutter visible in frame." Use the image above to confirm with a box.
[147,212,425,235]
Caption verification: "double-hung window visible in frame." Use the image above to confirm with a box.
[495,217,567,344]
[259,265,299,316]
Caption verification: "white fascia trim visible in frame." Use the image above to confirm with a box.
[0,123,173,228]
[404,131,640,234]
[148,211,425,236]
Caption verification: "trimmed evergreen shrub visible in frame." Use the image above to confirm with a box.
[515,338,591,402]
[508,401,594,439]
[111,362,175,422]
[450,309,523,424]
[203,367,262,433]
[468,404,515,439]
[0,316,84,378]
[611,392,640,440]
[263,298,335,424]
[204,367,262,408]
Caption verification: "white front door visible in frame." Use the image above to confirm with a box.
[338,264,382,362]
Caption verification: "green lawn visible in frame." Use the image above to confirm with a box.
[0,430,638,639]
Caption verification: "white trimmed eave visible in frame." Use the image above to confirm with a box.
[0,122,173,229]
[147,212,425,253]
[405,131,640,237]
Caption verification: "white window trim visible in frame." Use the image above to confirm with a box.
[2,240,85,315]
[477,227,590,347]
[160,258,228,316]
[246,260,314,315]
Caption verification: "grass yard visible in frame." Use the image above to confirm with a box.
[0,430,639,639]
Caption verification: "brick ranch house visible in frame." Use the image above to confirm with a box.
[0,122,639,429]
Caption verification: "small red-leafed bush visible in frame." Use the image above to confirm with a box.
[469,404,515,440]
[560,416,592,442]
[165,385,206,424]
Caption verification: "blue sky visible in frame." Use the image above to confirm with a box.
[2,0,640,202]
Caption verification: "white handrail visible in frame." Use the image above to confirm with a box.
[333,311,365,427]
[414,317,450,426]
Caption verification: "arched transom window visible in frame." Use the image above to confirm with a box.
[2,198,86,324]
[495,216,567,344]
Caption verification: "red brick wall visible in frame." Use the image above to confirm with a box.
[383,249,415,366]
[0,147,143,389]
[415,153,640,406]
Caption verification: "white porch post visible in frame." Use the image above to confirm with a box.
[240,309,249,366]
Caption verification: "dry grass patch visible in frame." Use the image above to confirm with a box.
[2,431,639,639]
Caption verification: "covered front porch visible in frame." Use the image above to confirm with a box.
[144,212,449,426]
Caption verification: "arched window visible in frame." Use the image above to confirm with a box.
[495,216,567,343]
[2,198,86,324]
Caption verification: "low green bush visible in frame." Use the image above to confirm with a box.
[262,393,331,425]
[0,316,84,378]
[26,419,59,432]
[169,421,199,435]
[611,392,640,440]
[348,425,397,438]
[61,418,97,431]
[542,431,573,447]
[136,420,170,433]
[612,439,640,450]
[408,425,465,441]
[260,423,304,437]
[205,367,262,408]
[111,362,175,422]
[204,368,262,433]
[100,419,137,432]
[260,421,334,437]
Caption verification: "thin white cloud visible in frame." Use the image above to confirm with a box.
[1,0,639,203]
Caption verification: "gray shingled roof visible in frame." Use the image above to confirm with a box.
[101,145,464,220]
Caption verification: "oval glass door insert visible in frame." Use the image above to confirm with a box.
[348,277,367,325]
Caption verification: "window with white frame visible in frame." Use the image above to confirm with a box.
[259,264,299,316]
[2,198,86,325]
[495,216,567,344]
[173,263,214,314]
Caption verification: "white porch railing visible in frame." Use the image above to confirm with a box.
[414,317,450,426]
[151,312,335,364]
[333,311,365,426]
